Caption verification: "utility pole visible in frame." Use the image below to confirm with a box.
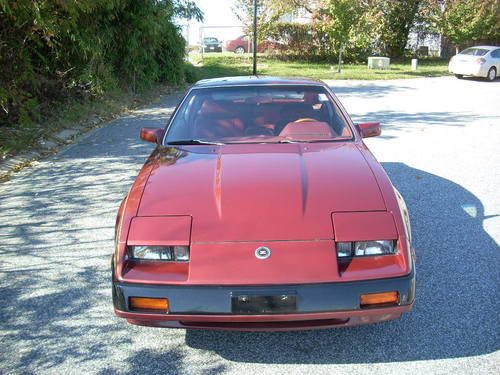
[252,0,258,75]
[338,43,343,73]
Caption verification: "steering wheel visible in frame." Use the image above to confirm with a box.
[294,118,317,123]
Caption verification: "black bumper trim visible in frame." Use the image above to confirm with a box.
[113,267,415,314]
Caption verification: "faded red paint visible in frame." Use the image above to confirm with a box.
[115,304,412,331]
[113,77,415,330]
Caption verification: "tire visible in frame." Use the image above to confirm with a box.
[486,67,496,81]
[234,46,245,54]
[455,74,463,79]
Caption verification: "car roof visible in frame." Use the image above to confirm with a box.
[464,45,499,50]
[192,76,326,88]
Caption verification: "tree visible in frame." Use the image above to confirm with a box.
[369,0,422,57]
[232,0,314,40]
[419,0,500,53]
[0,0,202,135]
[318,0,368,69]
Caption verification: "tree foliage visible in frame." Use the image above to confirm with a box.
[232,0,499,61]
[0,0,202,128]
[232,0,421,60]
[316,0,371,61]
[368,0,422,57]
[419,0,499,52]
[318,0,365,50]
[232,0,314,40]
[265,22,332,60]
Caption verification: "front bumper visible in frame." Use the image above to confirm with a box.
[202,46,222,52]
[113,268,415,331]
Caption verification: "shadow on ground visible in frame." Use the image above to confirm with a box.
[0,97,182,373]
[185,162,500,364]
[99,348,227,375]
[351,110,488,128]
[348,110,494,140]
[1,88,498,373]
[330,82,413,98]
[453,76,500,83]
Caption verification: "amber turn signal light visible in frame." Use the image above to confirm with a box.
[360,291,399,307]
[129,297,169,312]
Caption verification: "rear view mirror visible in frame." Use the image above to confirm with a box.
[140,128,165,144]
[356,122,381,138]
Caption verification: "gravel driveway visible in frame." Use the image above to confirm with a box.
[1,76,498,375]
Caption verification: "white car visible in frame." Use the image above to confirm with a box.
[449,45,500,81]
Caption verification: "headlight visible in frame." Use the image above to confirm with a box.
[128,245,190,262]
[336,240,396,258]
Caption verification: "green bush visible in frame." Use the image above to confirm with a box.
[0,0,200,130]
[264,22,373,64]
[184,63,200,84]
[265,23,332,61]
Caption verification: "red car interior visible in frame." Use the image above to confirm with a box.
[193,100,245,139]
[189,94,350,140]
[279,121,334,137]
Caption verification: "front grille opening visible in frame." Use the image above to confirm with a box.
[179,318,349,329]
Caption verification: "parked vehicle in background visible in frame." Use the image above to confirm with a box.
[201,37,222,53]
[224,35,278,53]
[449,46,500,81]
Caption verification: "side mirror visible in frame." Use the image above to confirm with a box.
[140,128,165,144]
[355,122,381,138]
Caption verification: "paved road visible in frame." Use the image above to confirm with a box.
[1,77,499,375]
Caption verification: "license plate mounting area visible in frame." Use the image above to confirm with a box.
[231,293,297,314]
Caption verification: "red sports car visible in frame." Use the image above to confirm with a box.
[112,76,416,331]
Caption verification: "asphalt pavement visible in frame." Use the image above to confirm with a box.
[0,76,499,375]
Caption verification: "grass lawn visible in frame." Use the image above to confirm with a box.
[191,53,450,81]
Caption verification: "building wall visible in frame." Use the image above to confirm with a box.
[407,31,442,57]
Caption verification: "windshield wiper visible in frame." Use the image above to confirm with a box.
[303,138,345,143]
[279,138,345,144]
[166,139,224,146]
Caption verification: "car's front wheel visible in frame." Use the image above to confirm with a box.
[455,74,464,79]
[234,46,245,54]
[486,67,496,81]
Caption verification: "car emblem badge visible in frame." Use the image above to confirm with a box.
[255,246,271,260]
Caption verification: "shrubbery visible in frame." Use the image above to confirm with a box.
[265,23,332,61]
[0,0,200,129]
[264,22,374,64]
[240,0,499,64]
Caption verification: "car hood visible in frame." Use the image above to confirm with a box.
[138,143,386,242]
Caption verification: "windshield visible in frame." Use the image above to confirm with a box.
[460,48,489,56]
[165,85,353,144]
